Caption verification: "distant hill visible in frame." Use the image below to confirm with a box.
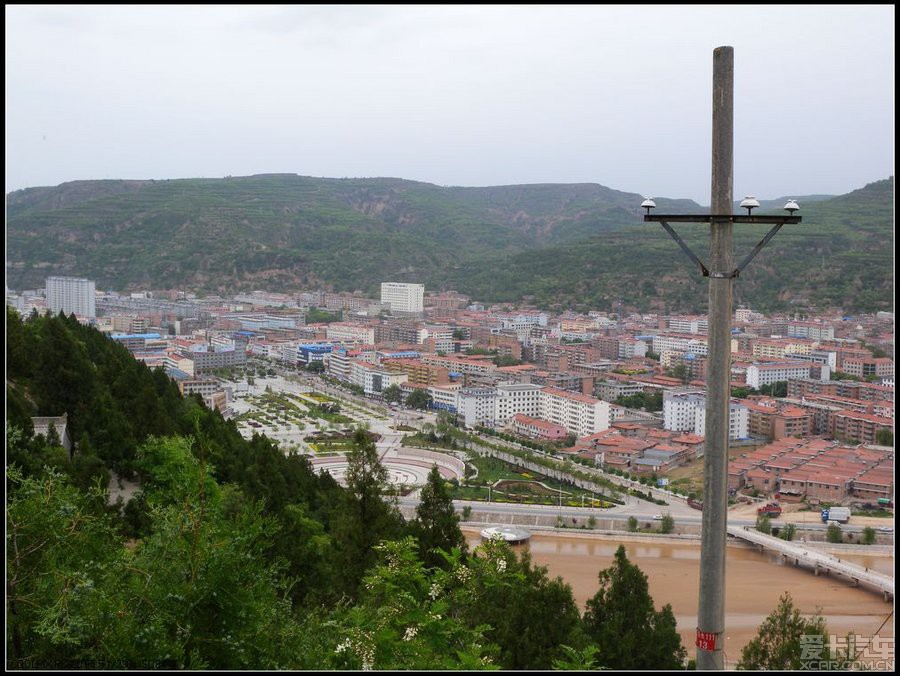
[6,174,893,313]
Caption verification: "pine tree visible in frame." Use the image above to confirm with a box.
[737,592,828,670]
[583,544,687,669]
[412,464,467,569]
[332,428,405,598]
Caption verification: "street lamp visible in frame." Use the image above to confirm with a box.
[641,47,801,671]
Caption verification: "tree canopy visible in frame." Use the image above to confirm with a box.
[582,545,687,670]
[737,592,828,670]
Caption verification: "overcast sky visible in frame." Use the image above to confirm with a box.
[5,5,894,203]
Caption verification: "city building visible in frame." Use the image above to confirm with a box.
[381,282,425,314]
[349,360,408,396]
[511,414,568,440]
[538,387,610,438]
[457,387,498,427]
[662,389,749,440]
[46,276,96,318]
[745,361,826,389]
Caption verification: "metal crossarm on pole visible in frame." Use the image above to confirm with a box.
[656,220,711,277]
[644,215,801,279]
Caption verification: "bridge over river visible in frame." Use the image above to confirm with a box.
[728,525,894,600]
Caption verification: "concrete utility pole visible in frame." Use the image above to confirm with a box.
[641,47,800,670]
[698,45,734,671]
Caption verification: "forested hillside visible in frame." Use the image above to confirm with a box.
[5,174,893,312]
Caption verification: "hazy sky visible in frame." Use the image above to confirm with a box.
[6,5,894,203]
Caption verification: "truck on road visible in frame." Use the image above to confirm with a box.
[821,506,851,523]
[757,502,782,517]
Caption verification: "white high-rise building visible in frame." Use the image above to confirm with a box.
[662,389,749,440]
[380,282,424,314]
[46,276,96,318]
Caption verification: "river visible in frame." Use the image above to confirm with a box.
[464,529,893,665]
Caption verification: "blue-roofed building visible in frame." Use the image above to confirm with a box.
[111,332,163,351]
[298,343,333,366]
[165,367,193,381]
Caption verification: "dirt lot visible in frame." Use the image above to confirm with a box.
[728,500,894,528]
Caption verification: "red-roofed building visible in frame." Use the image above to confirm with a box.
[746,467,775,493]
[831,409,894,445]
[806,473,851,502]
[511,414,568,440]
[852,469,894,501]
[671,433,706,458]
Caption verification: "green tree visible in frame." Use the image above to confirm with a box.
[826,523,843,543]
[455,542,585,669]
[332,428,405,598]
[669,364,689,384]
[382,384,403,404]
[325,538,498,670]
[411,465,467,569]
[7,437,312,669]
[627,516,639,532]
[737,592,828,670]
[405,388,433,410]
[659,513,675,534]
[582,545,687,670]
[6,465,121,663]
[759,381,788,397]
[780,523,797,541]
[875,428,893,446]
[862,526,876,545]
[756,515,772,534]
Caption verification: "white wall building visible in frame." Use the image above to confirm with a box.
[745,361,824,389]
[668,316,708,334]
[494,383,543,424]
[326,323,376,344]
[427,383,464,413]
[538,387,610,438]
[381,282,424,314]
[663,389,749,440]
[349,360,408,395]
[46,276,96,319]
[787,322,835,341]
[457,387,498,427]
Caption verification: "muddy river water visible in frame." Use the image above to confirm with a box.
[464,529,893,664]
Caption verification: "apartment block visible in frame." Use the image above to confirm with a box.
[538,386,609,438]
[841,357,894,379]
[349,360,408,395]
[325,322,376,344]
[494,383,543,424]
[46,276,96,319]
[746,362,822,389]
[663,389,749,440]
[457,387,498,427]
[380,282,424,314]
[831,410,894,445]
[511,414,568,440]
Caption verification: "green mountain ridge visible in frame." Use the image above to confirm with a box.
[6,174,893,313]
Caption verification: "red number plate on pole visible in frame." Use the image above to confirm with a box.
[696,630,718,651]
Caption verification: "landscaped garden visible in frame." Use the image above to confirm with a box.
[450,453,619,507]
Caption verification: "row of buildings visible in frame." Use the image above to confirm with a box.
[11,279,892,504]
